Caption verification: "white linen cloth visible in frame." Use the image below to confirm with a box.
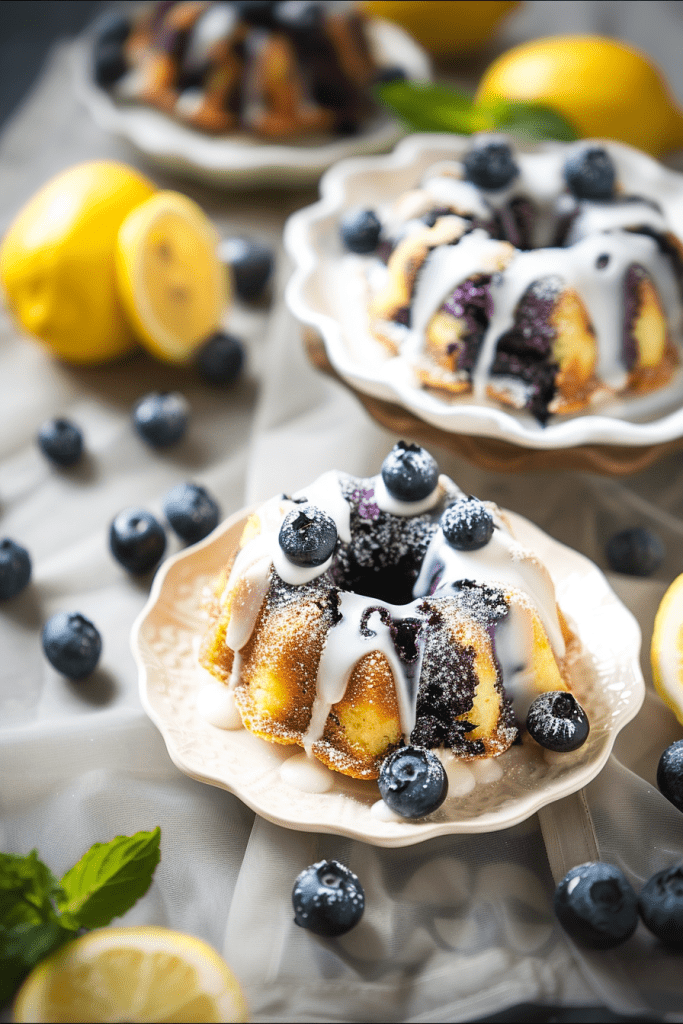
[4,3,683,1021]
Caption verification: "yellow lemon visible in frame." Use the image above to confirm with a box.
[0,161,156,364]
[13,925,249,1023]
[476,35,683,156]
[116,190,228,364]
[362,1,520,55]
[652,574,683,725]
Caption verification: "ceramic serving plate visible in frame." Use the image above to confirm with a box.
[132,505,644,847]
[284,134,683,471]
[73,18,430,188]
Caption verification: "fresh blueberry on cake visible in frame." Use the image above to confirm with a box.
[37,418,84,467]
[0,538,31,600]
[463,138,519,192]
[340,209,382,255]
[361,136,683,423]
[554,862,639,949]
[292,860,365,937]
[380,440,439,501]
[109,508,167,575]
[638,864,683,945]
[163,483,221,545]
[42,612,102,680]
[526,691,590,752]
[378,746,448,818]
[132,392,189,449]
[440,497,494,551]
[564,146,616,201]
[198,445,580,781]
[657,740,683,812]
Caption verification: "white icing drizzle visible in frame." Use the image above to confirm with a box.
[304,593,424,750]
[373,473,448,516]
[196,680,243,730]
[280,752,336,793]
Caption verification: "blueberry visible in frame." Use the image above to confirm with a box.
[292,860,365,937]
[42,612,102,680]
[339,209,382,254]
[526,691,590,752]
[93,38,128,88]
[441,497,493,551]
[109,508,167,575]
[381,441,439,502]
[378,746,448,819]
[37,418,83,467]
[638,864,683,945]
[195,332,245,386]
[564,146,616,201]
[163,483,220,544]
[554,862,638,949]
[279,506,337,567]
[657,740,683,812]
[463,139,519,192]
[0,539,31,600]
[606,526,664,577]
[218,237,274,302]
[373,66,407,84]
[132,392,189,449]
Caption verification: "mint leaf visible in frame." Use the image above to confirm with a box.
[0,920,72,1006]
[57,827,161,930]
[376,80,579,142]
[0,851,64,929]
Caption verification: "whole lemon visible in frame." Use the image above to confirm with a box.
[0,161,156,364]
[476,35,683,156]
[362,1,520,56]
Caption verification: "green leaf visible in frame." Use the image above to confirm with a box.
[57,828,161,930]
[0,851,64,929]
[375,80,579,142]
[0,920,72,1006]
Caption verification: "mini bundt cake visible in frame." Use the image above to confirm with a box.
[199,443,577,779]
[94,1,388,138]
[346,138,683,423]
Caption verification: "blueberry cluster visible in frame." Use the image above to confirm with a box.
[292,859,365,937]
[555,859,683,949]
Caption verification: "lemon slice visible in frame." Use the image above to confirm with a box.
[13,926,249,1023]
[116,191,229,364]
[652,573,683,724]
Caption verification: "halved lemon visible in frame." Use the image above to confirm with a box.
[116,191,229,364]
[652,573,683,725]
[13,926,249,1023]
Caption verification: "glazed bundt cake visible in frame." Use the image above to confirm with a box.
[199,444,577,780]
[94,1,387,138]
[348,138,683,423]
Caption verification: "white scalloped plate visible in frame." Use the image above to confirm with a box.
[73,18,431,188]
[132,505,644,847]
[284,134,683,450]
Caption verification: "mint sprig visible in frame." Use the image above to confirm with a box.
[0,828,161,1006]
[376,80,579,142]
